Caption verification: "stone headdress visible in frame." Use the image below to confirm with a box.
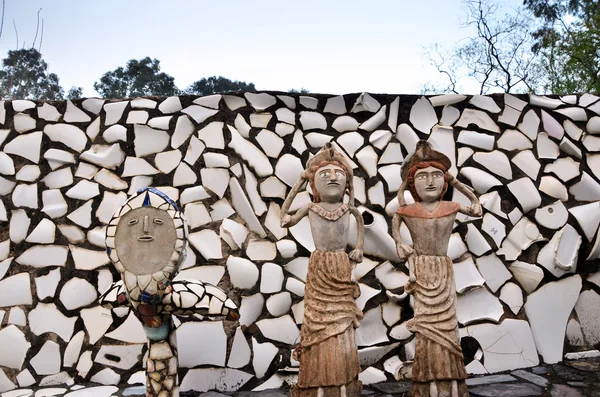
[302,143,355,205]
[399,140,452,203]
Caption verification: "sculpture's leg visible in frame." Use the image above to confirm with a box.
[429,381,438,397]
[146,322,179,397]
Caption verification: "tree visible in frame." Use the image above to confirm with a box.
[288,88,310,94]
[0,48,64,100]
[67,86,83,100]
[184,76,256,95]
[422,0,542,94]
[523,0,600,93]
[94,57,179,98]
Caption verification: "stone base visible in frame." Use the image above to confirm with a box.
[291,379,362,397]
[410,380,469,397]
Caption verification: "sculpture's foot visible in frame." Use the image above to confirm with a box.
[291,380,361,397]
[410,380,468,397]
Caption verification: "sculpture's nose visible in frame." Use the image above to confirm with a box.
[330,170,339,181]
[143,215,149,233]
[426,174,434,185]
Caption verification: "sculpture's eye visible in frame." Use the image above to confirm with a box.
[153,219,164,225]
[432,172,444,179]
[128,219,139,225]
[335,170,345,178]
[319,171,330,178]
[415,173,428,180]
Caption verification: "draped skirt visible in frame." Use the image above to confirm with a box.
[297,250,363,389]
[405,255,468,396]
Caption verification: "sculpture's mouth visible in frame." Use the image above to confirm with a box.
[425,186,438,191]
[138,235,154,242]
[327,181,341,186]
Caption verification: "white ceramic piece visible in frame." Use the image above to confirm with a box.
[497,218,544,260]
[459,167,502,194]
[511,150,540,180]
[509,261,543,293]
[245,93,276,111]
[457,130,495,150]
[189,229,222,260]
[461,319,538,373]
[228,125,273,177]
[499,282,523,315]
[508,178,541,213]
[535,201,568,230]
[457,287,504,325]
[177,322,227,367]
[359,105,387,132]
[299,111,326,130]
[395,123,419,154]
[79,144,126,170]
[470,95,501,113]
[569,202,600,241]
[525,275,582,363]
[570,172,600,201]
[409,97,437,134]
[473,150,512,179]
[497,129,533,151]
[256,129,284,158]
[4,131,43,163]
[181,105,218,124]
[227,327,251,369]
[456,109,500,133]
[453,256,486,293]
[440,105,460,126]
[356,306,389,346]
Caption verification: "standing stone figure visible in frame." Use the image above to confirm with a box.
[281,143,365,397]
[392,141,481,397]
[99,187,237,397]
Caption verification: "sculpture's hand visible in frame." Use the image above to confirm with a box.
[280,214,293,228]
[396,243,414,260]
[468,203,483,217]
[349,248,363,263]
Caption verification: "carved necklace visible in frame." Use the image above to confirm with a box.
[309,202,349,221]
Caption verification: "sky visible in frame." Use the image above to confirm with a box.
[0,0,524,97]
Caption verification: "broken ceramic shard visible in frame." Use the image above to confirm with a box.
[497,218,545,261]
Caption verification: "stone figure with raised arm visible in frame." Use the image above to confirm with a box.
[98,187,238,397]
[281,143,365,397]
[391,141,482,397]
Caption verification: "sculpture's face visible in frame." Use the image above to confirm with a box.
[414,166,445,203]
[115,207,177,275]
[314,164,347,203]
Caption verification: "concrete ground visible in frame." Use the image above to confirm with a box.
[5,357,600,397]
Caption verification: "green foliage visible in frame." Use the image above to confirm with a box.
[0,48,64,100]
[94,57,179,99]
[184,76,256,95]
[288,88,310,94]
[523,0,600,93]
[67,86,83,100]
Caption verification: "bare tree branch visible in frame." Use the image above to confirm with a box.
[32,8,42,48]
[38,19,44,52]
[0,0,6,42]
[12,18,17,49]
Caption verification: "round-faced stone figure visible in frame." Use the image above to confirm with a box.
[313,164,347,203]
[413,166,445,203]
[115,207,177,275]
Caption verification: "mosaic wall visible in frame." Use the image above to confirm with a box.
[0,92,599,393]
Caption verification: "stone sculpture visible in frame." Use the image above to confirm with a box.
[99,187,238,397]
[281,143,365,397]
[392,141,482,397]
